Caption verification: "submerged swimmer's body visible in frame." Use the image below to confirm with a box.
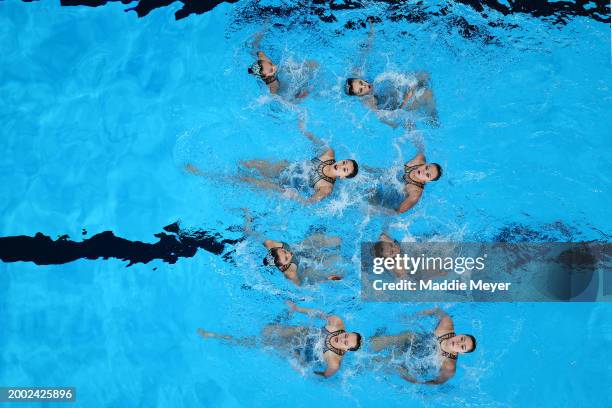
[344,21,438,128]
[367,153,442,214]
[248,29,318,100]
[198,301,362,379]
[243,209,344,286]
[345,73,438,127]
[263,238,344,286]
[239,122,359,203]
[370,307,476,385]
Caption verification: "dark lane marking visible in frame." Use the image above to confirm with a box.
[0,222,243,267]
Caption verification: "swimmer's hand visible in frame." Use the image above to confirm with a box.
[327,275,342,281]
[286,300,299,312]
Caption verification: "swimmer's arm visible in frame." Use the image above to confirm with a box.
[263,239,283,250]
[243,210,263,239]
[256,51,272,63]
[306,186,332,203]
[435,314,455,335]
[299,118,326,149]
[406,153,426,167]
[249,21,269,55]
[314,360,340,378]
[378,233,394,243]
[398,364,455,385]
[286,301,327,320]
[397,193,421,214]
[420,306,447,318]
[424,363,455,385]
[284,266,301,286]
[320,149,335,161]
[353,18,375,74]
[362,164,384,175]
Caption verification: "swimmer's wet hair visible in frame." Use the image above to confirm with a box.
[345,78,357,96]
[349,332,362,352]
[465,334,476,353]
[263,247,282,268]
[431,163,442,181]
[346,160,359,178]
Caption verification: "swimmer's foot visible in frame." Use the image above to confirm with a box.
[327,275,342,281]
[185,164,202,176]
[197,328,231,340]
[197,328,215,339]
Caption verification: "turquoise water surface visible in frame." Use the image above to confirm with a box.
[1,1,611,407]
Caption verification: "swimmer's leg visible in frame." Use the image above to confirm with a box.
[239,176,285,193]
[240,159,290,179]
[185,163,204,176]
[300,233,341,249]
[197,328,257,347]
[370,332,416,352]
[322,254,342,268]
[261,325,309,348]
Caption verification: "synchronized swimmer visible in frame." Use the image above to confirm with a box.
[192,21,477,388]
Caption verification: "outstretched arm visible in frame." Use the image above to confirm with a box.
[299,116,327,150]
[263,239,284,250]
[286,301,328,320]
[249,21,270,56]
[419,306,447,318]
[423,307,455,336]
[243,209,265,240]
[353,18,375,75]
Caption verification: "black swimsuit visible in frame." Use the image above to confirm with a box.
[310,158,336,187]
[322,327,345,356]
[263,74,278,86]
[436,332,458,360]
[403,164,425,189]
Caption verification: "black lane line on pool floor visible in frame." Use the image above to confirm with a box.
[22,1,610,24]
[0,222,243,267]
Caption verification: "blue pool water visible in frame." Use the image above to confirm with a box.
[1,1,611,407]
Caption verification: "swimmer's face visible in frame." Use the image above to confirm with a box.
[379,242,400,258]
[260,60,277,78]
[448,334,474,354]
[277,248,293,267]
[332,332,359,351]
[412,164,439,183]
[350,79,372,96]
[332,160,355,178]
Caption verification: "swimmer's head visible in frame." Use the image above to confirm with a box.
[332,331,362,352]
[373,241,401,258]
[447,334,476,354]
[410,163,442,184]
[331,159,359,179]
[345,78,372,97]
[263,247,293,272]
[248,60,277,80]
